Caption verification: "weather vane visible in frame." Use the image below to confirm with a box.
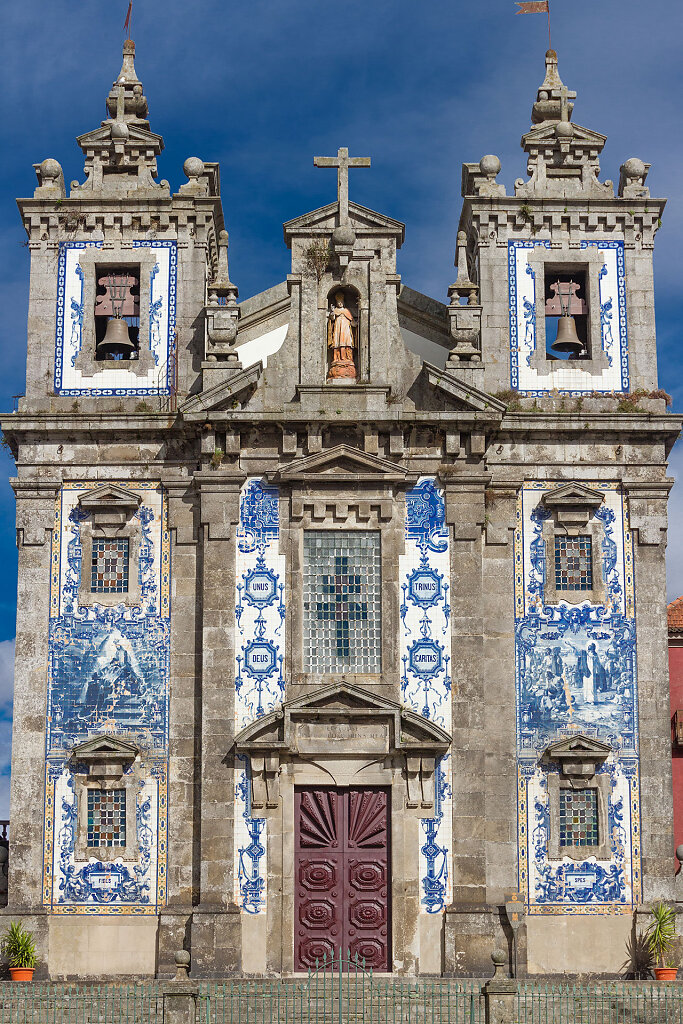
[124,1,133,40]
[515,0,552,50]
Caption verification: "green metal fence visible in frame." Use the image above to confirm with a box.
[198,978,485,1024]
[516,982,683,1024]
[0,982,164,1024]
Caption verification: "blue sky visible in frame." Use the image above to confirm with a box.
[0,0,681,817]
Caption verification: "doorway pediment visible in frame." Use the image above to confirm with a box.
[235,682,451,811]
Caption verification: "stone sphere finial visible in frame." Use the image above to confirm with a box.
[332,224,356,247]
[555,121,573,139]
[184,157,205,180]
[676,844,683,863]
[218,229,229,245]
[623,157,646,178]
[40,158,62,181]
[491,949,507,967]
[111,121,130,140]
[480,155,501,178]
[174,949,191,980]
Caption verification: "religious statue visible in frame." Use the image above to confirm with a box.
[326,291,358,381]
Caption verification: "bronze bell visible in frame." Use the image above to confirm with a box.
[96,317,136,360]
[551,314,584,357]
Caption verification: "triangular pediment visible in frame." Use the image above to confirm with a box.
[180,363,263,416]
[522,121,607,149]
[78,483,142,511]
[77,123,163,149]
[546,734,612,759]
[72,735,139,760]
[423,363,507,415]
[542,483,605,509]
[273,444,408,484]
[236,681,451,753]
[284,201,405,243]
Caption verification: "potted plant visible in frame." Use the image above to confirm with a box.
[647,902,678,980]
[1,921,38,980]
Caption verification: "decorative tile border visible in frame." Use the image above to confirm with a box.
[42,482,170,914]
[508,240,629,395]
[401,479,453,914]
[54,240,177,396]
[233,479,284,914]
[514,482,641,914]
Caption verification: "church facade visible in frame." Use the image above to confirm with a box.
[3,41,680,978]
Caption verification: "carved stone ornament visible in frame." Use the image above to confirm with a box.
[71,735,139,780]
[235,681,451,811]
[541,482,604,534]
[545,734,611,781]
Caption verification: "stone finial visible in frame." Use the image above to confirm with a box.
[33,158,66,198]
[70,40,169,199]
[491,949,508,979]
[461,156,506,198]
[178,157,210,196]
[531,49,576,125]
[174,950,191,981]
[618,157,651,198]
[205,229,240,366]
[515,50,612,199]
[446,230,482,368]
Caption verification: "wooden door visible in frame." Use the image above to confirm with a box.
[295,787,390,971]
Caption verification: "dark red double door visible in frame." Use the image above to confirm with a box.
[295,787,391,971]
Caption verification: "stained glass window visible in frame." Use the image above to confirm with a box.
[91,537,129,593]
[303,531,381,673]
[559,788,599,847]
[87,788,126,847]
[554,535,592,590]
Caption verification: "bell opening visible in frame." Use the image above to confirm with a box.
[544,268,589,360]
[94,264,141,361]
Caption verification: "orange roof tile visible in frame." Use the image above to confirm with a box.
[668,597,683,631]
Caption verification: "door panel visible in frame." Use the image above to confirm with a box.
[295,787,390,971]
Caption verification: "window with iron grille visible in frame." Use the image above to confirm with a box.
[87,788,126,848]
[554,534,592,591]
[559,788,599,847]
[91,537,130,594]
[303,531,381,673]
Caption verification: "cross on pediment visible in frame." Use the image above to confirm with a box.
[314,146,371,226]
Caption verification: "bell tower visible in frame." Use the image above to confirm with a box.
[453,49,664,396]
[18,39,227,410]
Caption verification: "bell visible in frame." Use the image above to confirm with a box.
[551,314,584,357]
[96,317,136,360]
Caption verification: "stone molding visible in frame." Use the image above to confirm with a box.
[11,477,61,546]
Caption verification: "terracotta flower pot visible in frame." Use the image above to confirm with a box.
[9,967,34,981]
[654,967,678,981]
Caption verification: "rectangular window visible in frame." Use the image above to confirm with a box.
[559,788,599,847]
[554,535,592,591]
[87,788,126,848]
[91,538,130,594]
[303,531,381,673]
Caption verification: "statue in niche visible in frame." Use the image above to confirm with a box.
[326,290,358,382]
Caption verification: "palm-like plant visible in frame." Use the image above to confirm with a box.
[1,921,38,970]
[647,902,676,969]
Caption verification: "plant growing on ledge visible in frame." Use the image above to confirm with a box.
[647,902,678,980]
[210,447,224,469]
[1,921,38,981]
[304,239,331,280]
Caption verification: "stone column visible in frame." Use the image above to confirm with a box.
[628,481,675,903]
[5,478,59,973]
[157,476,198,977]
[190,469,245,975]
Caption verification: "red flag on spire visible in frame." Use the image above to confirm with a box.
[515,1,549,11]
[124,1,133,38]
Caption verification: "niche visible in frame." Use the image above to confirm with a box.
[326,286,359,383]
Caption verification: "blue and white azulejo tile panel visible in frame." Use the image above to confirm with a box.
[514,483,641,915]
[233,479,285,914]
[508,239,628,395]
[43,482,169,915]
[401,478,453,915]
[54,239,177,396]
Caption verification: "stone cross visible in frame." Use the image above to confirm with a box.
[314,147,371,226]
